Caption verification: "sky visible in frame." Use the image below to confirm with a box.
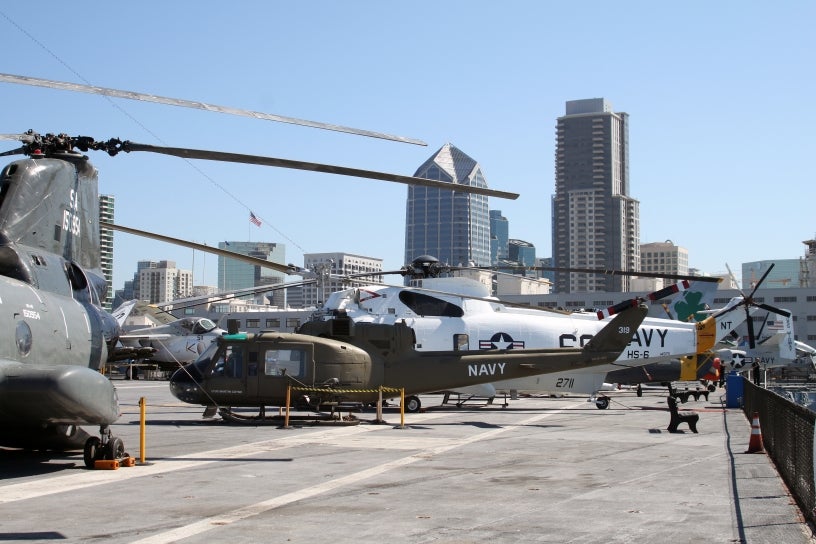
[1,2,814,291]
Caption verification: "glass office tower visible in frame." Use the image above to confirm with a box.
[404,143,491,268]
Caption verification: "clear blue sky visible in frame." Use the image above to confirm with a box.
[1,2,814,291]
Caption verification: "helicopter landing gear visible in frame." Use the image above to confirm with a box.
[595,396,610,410]
[83,425,126,469]
[404,395,422,413]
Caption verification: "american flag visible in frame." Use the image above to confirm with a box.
[249,212,262,227]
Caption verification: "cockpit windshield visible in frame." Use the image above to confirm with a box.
[192,318,217,334]
[191,340,220,373]
[179,317,218,334]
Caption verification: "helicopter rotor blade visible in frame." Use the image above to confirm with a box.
[100,221,300,275]
[0,73,426,146]
[117,141,519,200]
[153,278,317,312]
[468,264,720,283]
[756,302,791,318]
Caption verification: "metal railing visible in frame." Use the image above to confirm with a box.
[742,378,815,524]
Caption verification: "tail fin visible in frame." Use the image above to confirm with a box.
[650,279,721,322]
[755,313,795,360]
[110,299,138,327]
[583,304,648,356]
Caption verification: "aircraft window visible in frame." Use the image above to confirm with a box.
[454,334,469,351]
[264,349,305,377]
[398,291,464,317]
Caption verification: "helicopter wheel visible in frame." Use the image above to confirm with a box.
[105,436,125,460]
[83,437,101,469]
[404,395,422,413]
[595,396,610,410]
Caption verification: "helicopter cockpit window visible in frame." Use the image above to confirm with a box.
[398,291,464,318]
[264,349,305,378]
[210,346,243,378]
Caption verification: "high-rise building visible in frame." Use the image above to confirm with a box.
[217,241,286,307]
[137,260,193,303]
[490,210,509,265]
[552,98,640,293]
[98,194,114,311]
[640,241,688,276]
[303,252,383,306]
[404,143,491,267]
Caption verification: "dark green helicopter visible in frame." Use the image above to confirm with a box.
[167,303,647,416]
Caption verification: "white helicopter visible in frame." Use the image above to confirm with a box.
[299,256,755,412]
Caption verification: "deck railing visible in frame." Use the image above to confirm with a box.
[742,378,815,524]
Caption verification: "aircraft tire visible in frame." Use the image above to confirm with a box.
[595,397,610,410]
[105,437,125,460]
[404,395,421,413]
[636,385,643,397]
[84,437,101,469]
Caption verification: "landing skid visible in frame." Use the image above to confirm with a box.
[83,425,127,469]
[216,406,361,426]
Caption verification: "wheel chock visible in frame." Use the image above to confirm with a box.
[94,459,120,470]
[120,456,136,467]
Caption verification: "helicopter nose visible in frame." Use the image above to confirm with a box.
[169,365,205,404]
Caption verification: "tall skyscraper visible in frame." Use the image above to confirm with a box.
[490,210,509,265]
[404,143,491,267]
[98,194,114,311]
[552,98,640,293]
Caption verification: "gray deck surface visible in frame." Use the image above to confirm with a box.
[1,382,813,543]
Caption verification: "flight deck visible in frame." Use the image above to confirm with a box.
[0,382,812,543]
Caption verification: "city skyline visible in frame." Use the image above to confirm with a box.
[1,3,813,290]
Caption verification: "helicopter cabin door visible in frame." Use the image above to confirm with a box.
[254,342,314,406]
[205,345,247,403]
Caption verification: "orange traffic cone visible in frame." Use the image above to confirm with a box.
[745,412,765,453]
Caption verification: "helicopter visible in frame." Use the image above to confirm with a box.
[0,72,520,466]
[282,255,770,412]
[168,302,648,416]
